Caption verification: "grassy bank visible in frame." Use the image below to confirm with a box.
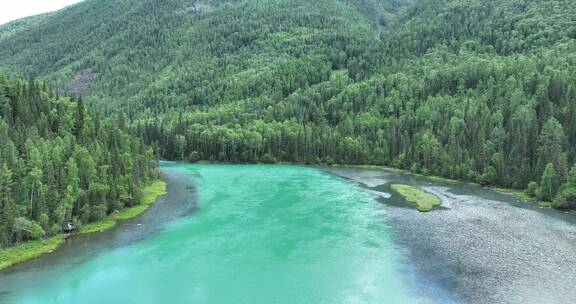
[0,180,167,270]
[391,184,442,212]
[493,187,555,207]
[494,187,535,202]
[78,180,167,234]
[77,218,117,235]
[0,236,66,270]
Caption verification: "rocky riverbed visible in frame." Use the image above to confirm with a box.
[322,166,576,304]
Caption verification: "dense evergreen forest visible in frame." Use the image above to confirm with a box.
[0,75,158,247]
[1,0,575,208]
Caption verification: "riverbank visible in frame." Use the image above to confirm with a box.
[0,236,66,270]
[330,164,547,206]
[79,181,167,234]
[322,166,576,303]
[0,180,167,271]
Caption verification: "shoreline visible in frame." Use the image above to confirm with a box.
[324,166,576,303]
[0,180,167,271]
[318,164,546,206]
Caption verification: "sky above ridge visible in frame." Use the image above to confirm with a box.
[0,0,82,25]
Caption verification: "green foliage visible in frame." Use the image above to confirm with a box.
[77,219,116,235]
[538,118,568,181]
[391,184,441,212]
[77,180,166,234]
[539,163,558,201]
[0,76,159,247]
[13,217,45,241]
[481,166,497,186]
[0,236,65,270]
[526,181,539,198]
[554,165,576,208]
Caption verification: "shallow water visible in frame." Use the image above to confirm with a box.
[322,167,576,304]
[0,164,426,304]
[1,164,575,304]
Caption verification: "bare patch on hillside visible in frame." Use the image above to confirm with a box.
[183,2,213,13]
[67,68,100,96]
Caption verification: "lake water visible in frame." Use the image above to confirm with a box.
[1,163,575,304]
[0,164,424,303]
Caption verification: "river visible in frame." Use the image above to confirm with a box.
[0,163,575,303]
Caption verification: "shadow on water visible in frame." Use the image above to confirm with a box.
[0,164,198,299]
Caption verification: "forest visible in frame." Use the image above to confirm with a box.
[0,0,575,209]
[0,75,158,247]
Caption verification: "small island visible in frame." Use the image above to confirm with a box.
[391,184,441,212]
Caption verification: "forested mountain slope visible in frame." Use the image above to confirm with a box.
[0,0,406,110]
[0,75,158,247]
[1,0,575,208]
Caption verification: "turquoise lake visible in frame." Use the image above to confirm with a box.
[0,164,424,303]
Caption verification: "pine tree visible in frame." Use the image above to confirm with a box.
[537,118,567,179]
[74,97,85,138]
[0,164,16,246]
[555,164,576,209]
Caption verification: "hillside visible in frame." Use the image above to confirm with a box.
[1,0,575,207]
[0,0,405,109]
